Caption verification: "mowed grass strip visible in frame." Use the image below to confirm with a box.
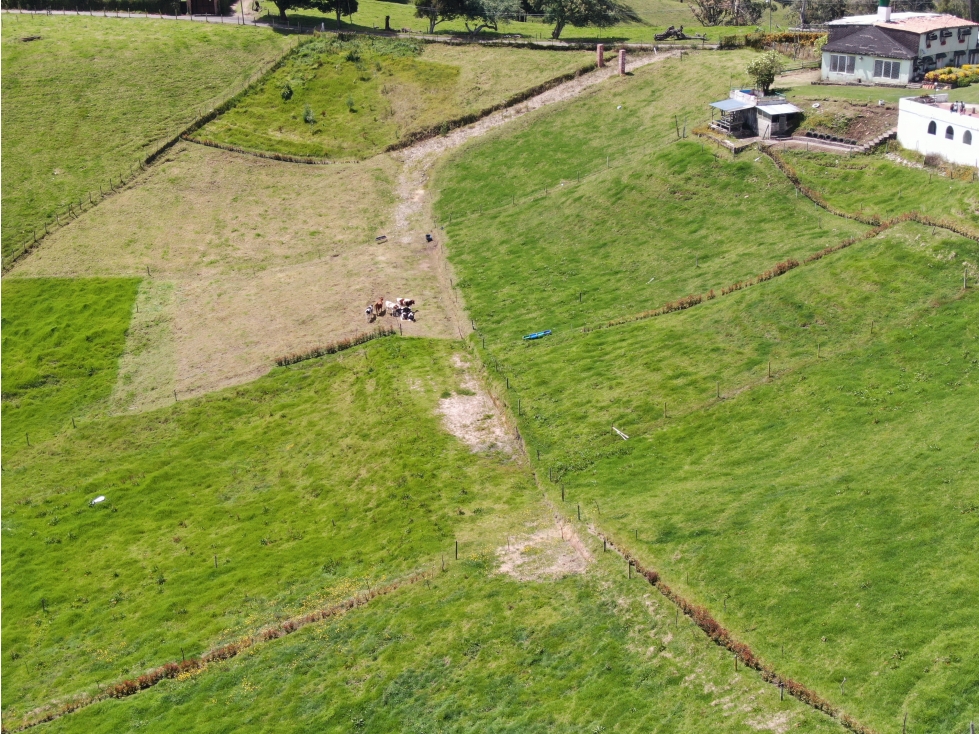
[195,36,592,159]
[35,525,844,734]
[1,277,140,451]
[1,329,532,720]
[0,15,293,258]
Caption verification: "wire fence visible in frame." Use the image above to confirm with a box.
[0,28,298,272]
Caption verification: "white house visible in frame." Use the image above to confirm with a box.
[897,94,979,167]
[821,0,979,85]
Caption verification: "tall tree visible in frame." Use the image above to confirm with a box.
[462,0,521,37]
[415,0,468,33]
[312,0,359,28]
[530,0,640,39]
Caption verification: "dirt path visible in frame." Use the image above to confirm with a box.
[390,51,677,338]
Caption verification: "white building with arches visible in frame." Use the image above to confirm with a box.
[897,94,979,168]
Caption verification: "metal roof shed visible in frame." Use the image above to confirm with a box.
[756,103,802,117]
[710,99,752,112]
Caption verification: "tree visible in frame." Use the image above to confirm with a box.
[689,0,764,26]
[462,0,521,38]
[312,0,359,28]
[273,0,302,19]
[934,0,970,18]
[530,0,640,40]
[745,50,783,93]
[415,0,467,34]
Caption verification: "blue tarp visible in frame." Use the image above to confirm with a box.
[523,330,552,341]
[709,99,751,112]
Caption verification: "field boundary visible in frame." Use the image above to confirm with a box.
[1,31,301,274]
[384,61,598,152]
[184,60,601,164]
[593,527,879,734]
[274,325,396,366]
[3,569,432,732]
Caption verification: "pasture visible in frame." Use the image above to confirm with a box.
[8,142,456,403]
[194,36,593,159]
[0,14,293,260]
[28,499,839,734]
[2,11,976,734]
[431,48,979,733]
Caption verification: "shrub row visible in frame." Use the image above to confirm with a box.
[1,0,233,13]
[744,31,826,49]
[764,147,979,243]
[274,326,395,367]
[601,533,879,734]
[9,571,430,732]
[184,135,350,165]
[587,257,800,333]
[384,62,598,152]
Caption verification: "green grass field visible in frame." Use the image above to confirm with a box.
[431,49,979,732]
[1,278,140,449]
[36,542,842,733]
[780,150,979,234]
[4,15,976,734]
[1,280,840,733]
[433,53,865,341]
[0,298,534,720]
[0,15,293,259]
[194,35,592,158]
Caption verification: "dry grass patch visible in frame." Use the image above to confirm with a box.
[10,143,457,399]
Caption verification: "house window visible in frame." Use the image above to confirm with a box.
[965,131,973,145]
[873,60,901,79]
[960,28,973,42]
[830,55,856,74]
[946,126,955,140]
[927,121,937,135]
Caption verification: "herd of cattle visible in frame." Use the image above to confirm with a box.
[366,297,416,323]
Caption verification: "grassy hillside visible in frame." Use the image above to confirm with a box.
[1,278,140,448]
[0,15,293,259]
[431,49,979,732]
[33,512,842,734]
[433,52,865,341]
[1,281,841,734]
[194,36,592,159]
[781,150,979,234]
[0,318,533,720]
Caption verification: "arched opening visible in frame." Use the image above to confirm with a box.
[965,131,973,145]
[945,126,955,140]
[927,121,937,135]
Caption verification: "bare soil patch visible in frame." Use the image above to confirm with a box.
[437,354,514,453]
[795,98,897,144]
[496,519,593,581]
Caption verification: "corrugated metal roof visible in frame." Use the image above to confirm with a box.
[756,103,802,116]
[710,99,751,112]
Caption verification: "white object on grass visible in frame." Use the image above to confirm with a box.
[812,103,820,109]
[647,277,655,283]
[90,495,106,506]
[612,426,629,440]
